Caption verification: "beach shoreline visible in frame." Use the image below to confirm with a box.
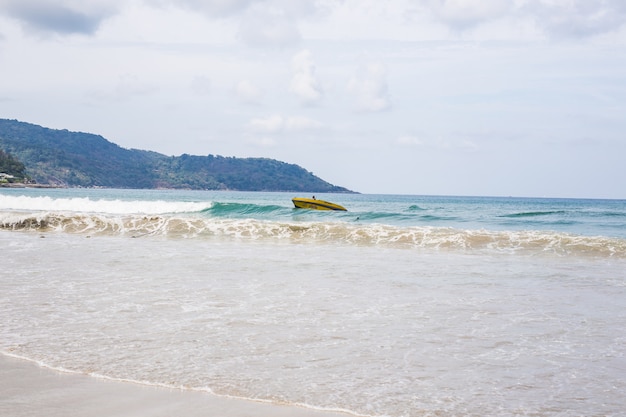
[0,354,351,417]
[0,182,63,188]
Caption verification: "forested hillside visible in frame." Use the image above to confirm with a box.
[0,119,352,192]
[0,149,29,183]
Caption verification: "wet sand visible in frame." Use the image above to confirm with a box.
[0,355,350,417]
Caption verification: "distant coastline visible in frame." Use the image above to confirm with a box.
[0,119,355,193]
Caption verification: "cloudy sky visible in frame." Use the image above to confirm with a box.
[1,0,625,198]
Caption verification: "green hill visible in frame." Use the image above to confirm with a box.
[0,148,30,183]
[0,119,353,192]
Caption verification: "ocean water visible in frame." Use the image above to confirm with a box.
[1,188,625,417]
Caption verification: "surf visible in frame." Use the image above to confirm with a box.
[2,210,624,258]
[0,194,213,215]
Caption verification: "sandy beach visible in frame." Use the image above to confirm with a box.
[0,355,350,417]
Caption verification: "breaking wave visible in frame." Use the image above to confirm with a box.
[2,211,624,258]
[0,194,212,215]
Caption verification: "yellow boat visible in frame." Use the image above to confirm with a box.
[292,197,347,211]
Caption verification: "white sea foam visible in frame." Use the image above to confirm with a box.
[2,231,625,417]
[2,210,625,258]
[0,194,212,214]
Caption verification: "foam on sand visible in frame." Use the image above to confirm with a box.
[0,354,351,417]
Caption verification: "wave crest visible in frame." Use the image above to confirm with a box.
[2,211,624,258]
[0,195,212,214]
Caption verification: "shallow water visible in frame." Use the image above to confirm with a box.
[2,189,626,416]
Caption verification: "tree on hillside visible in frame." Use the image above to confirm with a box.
[0,149,29,182]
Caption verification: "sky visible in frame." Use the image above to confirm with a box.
[1,0,625,198]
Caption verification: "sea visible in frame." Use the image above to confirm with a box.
[1,188,625,417]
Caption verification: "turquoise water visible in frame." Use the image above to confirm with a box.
[2,188,626,417]
[2,187,625,238]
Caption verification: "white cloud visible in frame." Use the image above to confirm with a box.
[143,0,335,47]
[235,79,262,104]
[395,132,480,151]
[290,49,323,105]
[0,0,119,35]
[146,0,329,19]
[422,0,511,30]
[87,74,158,102]
[415,0,626,39]
[237,4,301,47]
[4,0,626,43]
[144,0,255,17]
[521,0,626,38]
[396,135,425,147]
[347,62,391,112]
[250,114,284,133]
[248,136,278,147]
[249,114,323,133]
[284,115,323,131]
[190,76,211,96]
